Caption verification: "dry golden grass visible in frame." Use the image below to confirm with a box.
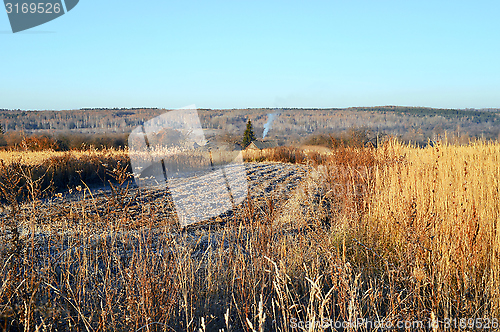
[243,146,326,164]
[364,140,500,318]
[0,148,130,197]
[0,148,128,166]
[0,140,499,331]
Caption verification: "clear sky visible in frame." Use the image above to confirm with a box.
[1,0,499,110]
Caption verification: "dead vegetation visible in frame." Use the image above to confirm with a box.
[0,140,499,331]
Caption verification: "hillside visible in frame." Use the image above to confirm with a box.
[1,106,500,146]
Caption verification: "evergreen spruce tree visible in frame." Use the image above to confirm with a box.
[242,119,256,148]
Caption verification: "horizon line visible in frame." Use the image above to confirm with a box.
[1,105,500,112]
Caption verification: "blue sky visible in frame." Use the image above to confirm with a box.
[1,0,499,110]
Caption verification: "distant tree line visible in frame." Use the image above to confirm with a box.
[350,106,500,121]
[0,107,499,147]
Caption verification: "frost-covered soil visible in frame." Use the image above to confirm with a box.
[0,162,324,331]
[1,162,309,253]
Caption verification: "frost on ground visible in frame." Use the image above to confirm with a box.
[0,162,309,252]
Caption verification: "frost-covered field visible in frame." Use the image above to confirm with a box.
[2,142,500,331]
[0,160,312,330]
[3,161,303,243]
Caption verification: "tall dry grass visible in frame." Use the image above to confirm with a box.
[243,146,326,164]
[0,148,129,198]
[0,148,127,167]
[0,140,499,331]
[362,140,500,319]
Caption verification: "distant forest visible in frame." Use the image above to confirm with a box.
[0,106,499,148]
